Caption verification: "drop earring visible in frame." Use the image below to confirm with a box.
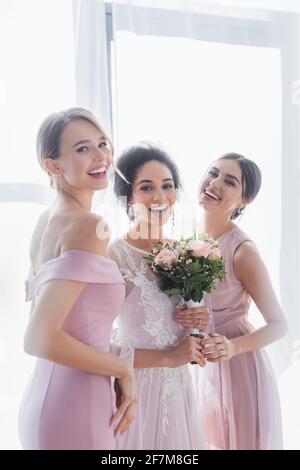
[171,210,175,238]
[232,207,245,220]
[128,205,135,223]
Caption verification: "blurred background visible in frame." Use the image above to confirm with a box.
[0,0,299,449]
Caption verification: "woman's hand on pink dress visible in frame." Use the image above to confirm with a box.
[111,370,137,436]
[201,333,236,362]
[166,336,206,368]
[176,304,211,332]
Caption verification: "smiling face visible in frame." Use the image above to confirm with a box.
[130,160,177,227]
[44,118,112,191]
[198,158,246,219]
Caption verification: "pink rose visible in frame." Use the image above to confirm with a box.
[188,240,212,258]
[208,248,222,260]
[154,248,179,268]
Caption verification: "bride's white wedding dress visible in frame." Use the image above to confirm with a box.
[108,238,207,450]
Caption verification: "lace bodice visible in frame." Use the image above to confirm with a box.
[107,238,187,351]
[107,238,192,435]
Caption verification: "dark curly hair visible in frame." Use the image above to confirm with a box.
[114,143,182,215]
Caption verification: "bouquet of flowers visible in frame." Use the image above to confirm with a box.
[146,235,225,301]
[145,235,225,355]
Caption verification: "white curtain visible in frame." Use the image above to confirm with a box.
[73,0,113,136]
[74,0,300,448]
[0,0,75,449]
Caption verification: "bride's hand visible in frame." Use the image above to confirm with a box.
[111,368,137,436]
[176,304,211,332]
[201,333,236,362]
[166,336,206,368]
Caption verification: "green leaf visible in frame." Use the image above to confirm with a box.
[163,288,182,296]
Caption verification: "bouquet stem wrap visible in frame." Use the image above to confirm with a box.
[185,298,205,337]
[185,298,205,364]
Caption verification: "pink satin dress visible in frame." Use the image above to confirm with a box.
[18,250,125,450]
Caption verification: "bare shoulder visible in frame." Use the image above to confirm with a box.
[234,240,265,280]
[29,209,52,266]
[234,240,259,260]
[62,212,111,256]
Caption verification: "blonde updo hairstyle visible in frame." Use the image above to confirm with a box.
[36,107,113,187]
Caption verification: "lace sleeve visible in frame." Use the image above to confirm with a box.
[109,325,135,368]
[107,239,137,297]
[107,239,136,367]
[106,240,122,265]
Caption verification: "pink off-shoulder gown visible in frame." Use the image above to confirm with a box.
[18,250,125,450]
[201,226,283,450]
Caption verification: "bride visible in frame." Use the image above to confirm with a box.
[107,143,210,450]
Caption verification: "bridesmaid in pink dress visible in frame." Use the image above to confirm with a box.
[195,153,287,449]
[18,108,136,450]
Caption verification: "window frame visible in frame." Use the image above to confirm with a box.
[105,1,300,347]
